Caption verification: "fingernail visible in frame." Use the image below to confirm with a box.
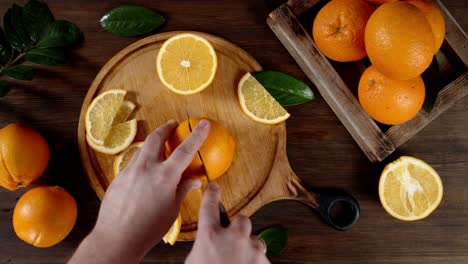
[198,119,209,128]
[167,119,177,125]
[192,179,202,189]
[208,182,219,192]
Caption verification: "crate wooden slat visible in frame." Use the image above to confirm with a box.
[267,0,468,162]
[386,72,468,147]
[438,0,468,65]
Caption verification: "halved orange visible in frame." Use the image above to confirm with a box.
[379,156,443,221]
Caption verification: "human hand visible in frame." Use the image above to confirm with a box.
[70,119,210,263]
[186,182,270,264]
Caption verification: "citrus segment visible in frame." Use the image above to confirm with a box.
[113,141,144,176]
[162,213,181,245]
[156,33,217,95]
[113,100,136,124]
[238,73,290,125]
[85,89,127,145]
[379,156,443,221]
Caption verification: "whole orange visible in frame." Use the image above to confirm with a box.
[365,1,435,80]
[0,124,50,190]
[406,0,446,53]
[312,0,374,62]
[165,118,235,181]
[365,0,397,5]
[358,65,425,125]
[13,186,77,248]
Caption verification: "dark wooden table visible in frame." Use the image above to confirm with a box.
[0,0,466,263]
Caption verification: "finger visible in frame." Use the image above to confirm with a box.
[138,120,177,165]
[251,236,267,254]
[126,148,141,167]
[198,182,220,231]
[175,178,202,206]
[252,254,270,264]
[114,148,141,180]
[229,215,252,237]
[166,120,210,175]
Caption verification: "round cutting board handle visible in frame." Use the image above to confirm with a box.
[288,176,360,231]
[312,188,360,231]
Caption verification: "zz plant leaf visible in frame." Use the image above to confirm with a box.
[23,0,54,42]
[100,5,165,37]
[25,48,66,66]
[37,21,82,48]
[258,227,288,259]
[253,70,314,106]
[3,5,31,52]
[0,0,82,96]
[2,65,35,80]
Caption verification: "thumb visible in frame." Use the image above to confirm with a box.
[176,178,202,206]
[198,182,221,231]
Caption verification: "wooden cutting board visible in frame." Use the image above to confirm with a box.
[78,31,358,241]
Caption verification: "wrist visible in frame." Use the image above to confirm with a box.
[86,226,146,263]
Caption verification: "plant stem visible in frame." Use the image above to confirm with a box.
[8,52,25,67]
[0,50,28,73]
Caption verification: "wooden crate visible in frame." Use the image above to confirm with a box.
[267,0,468,162]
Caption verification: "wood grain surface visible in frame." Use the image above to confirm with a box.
[0,0,467,263]
[78,31,322,241]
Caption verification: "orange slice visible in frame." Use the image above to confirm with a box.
[113,100,136,124]
[85,89,126,145]
[156,33,217,95]
[113,141,144,177]
[86,97,138,155]
[87,120,137,155]
[87,100,136,146]
[162,213,181,245]
[238,73,290,125]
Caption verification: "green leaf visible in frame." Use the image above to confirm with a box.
[0,80,11,97]
[3,5,33,51]
[37,20,82,48]
[258,227,288,259]
[0,29,12,65]
[422,57,441,113]
[23,0,54,42]
[25,48,66,65]
[2,65,35,81]
[252,70,314,106]
[100,5,165,37]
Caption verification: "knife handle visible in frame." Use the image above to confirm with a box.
[219,203,230,227]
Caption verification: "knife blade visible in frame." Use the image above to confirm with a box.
[185,110,230,227]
